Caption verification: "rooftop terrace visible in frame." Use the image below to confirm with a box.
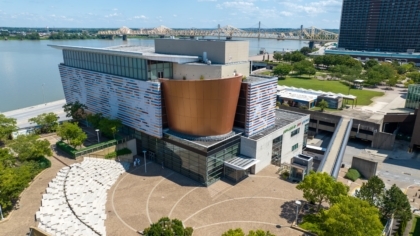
[249,109,308,141]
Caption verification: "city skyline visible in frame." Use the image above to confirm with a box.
[0,0,343,28]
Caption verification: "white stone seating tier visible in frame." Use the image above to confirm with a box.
[36,158,128,236]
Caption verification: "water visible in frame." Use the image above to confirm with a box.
[0,38,307,112]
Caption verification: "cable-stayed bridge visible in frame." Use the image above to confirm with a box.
[98,23,338,41]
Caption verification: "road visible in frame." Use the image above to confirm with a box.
[2,99,69,129]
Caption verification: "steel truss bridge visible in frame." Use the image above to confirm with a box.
[98,25,338,41]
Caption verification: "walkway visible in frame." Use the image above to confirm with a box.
[2,99,68,129]
[106,163,304,236]
[0,152,77,236]
[320,118,350,175]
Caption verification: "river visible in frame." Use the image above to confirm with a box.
[0,37,308,112]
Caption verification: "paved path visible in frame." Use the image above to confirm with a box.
[321,118,350,174]
[0,137,77,236]
[106,164,304,236]
[2,99,68,129]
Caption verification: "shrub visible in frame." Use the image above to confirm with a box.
[56,140,77,155]
[345,168,361,181]
[281,171,290,180]
[105,148,132,159]
[36,156,51,169]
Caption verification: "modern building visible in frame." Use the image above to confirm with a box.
[325,49,420,66]
[51,38,309,186]
[277,85,356,109]
[338,0,420,53]
[406,84,420,110]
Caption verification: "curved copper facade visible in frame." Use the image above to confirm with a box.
[160,75,243,136]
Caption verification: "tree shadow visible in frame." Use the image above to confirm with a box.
[279,200,299,224]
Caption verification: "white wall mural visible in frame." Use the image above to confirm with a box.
[59,65,163,138]
[245,78,277,137]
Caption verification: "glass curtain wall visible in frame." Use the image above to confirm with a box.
[147,60,173,80]
[63,50,148,80]
[140,132,240,186]
[405,85,420,109]
[271,135,283,166]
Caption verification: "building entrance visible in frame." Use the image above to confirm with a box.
[223,156,259,183]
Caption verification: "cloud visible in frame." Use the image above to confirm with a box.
[173,14,177,17]
[134,15,147,19]
[105,12,120,18]
[217,1,277,18]
[279,0,342,15]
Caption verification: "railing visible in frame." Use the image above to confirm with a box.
[57,135,134,159]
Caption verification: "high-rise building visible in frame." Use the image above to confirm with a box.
[51,39,309,185]
[338,0,420,53]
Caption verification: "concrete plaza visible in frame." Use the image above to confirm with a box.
[105,163,304,236]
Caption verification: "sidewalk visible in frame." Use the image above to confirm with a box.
[0,137,77,236]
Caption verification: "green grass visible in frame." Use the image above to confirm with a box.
[409,216,420,236]
[278,77,384,105]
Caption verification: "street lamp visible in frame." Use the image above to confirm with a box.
[295,200,301,226]
[143,150,147,173]
[95,129,100,143]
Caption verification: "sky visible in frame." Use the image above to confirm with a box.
[0,0,342,29]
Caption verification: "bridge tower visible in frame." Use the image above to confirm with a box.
[300,25,303,40]
[218,24,221,39]
[258,21,261,39]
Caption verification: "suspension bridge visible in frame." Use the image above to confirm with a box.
[97,23,339,41]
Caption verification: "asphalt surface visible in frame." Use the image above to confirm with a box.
[2,99,69,129]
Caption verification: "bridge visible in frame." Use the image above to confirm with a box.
[97,24,339,41]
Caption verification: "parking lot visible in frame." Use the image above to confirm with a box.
[105,163,305,236]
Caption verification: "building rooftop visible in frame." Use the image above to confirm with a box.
[163,129,243,150]
[243,75,277,84]
[277,85,357,100]
[326,49,420,59]
[49,44,200,64]
[248,109,308,140]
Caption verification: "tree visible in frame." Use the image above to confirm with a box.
[320,196,383,236]
[28,112,59,134]
[382,184,412,222]
[143,217,193,236]
[63,101,88,122]
[407,72,420,83]
[0,148,14,167]
[355,175,385,208]
[273,64,292,78]
[7,134,52,161]
[296,171,349,211]
[364,59,379,69]
[318,99,329,112]
[0,114,17,141]
[98,117,122,139]
[56,122,87,148]
[290,51,306,62]
[86,113,103,129]
[282,52,292,62]
[273,52,282,61]
[386,76,398,87]
[300,46,312,56]
[293,60,314,75]
[222,228,275,236]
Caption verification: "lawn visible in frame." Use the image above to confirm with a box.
[409,216,420,236]
[278,76,384,105]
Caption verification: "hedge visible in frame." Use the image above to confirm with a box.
[56,140,77,155]
[345,168,361,181]
[37,156,51,169]
[105,148,132,159]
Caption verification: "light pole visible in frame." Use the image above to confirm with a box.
[143,150,147,173]
[95,129,100,143]
[295,200,301,226]
[42,83,45,105]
